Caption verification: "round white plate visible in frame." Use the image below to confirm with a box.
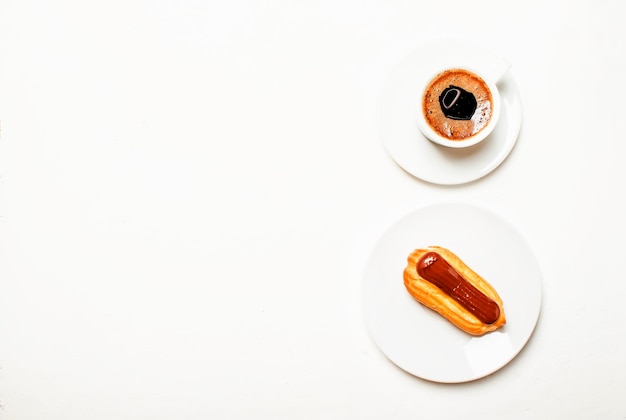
[362,203,542,383]
[378,40,523,185]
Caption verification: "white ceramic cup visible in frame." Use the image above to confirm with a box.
[416,58,510,148]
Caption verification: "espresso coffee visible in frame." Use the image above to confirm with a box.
[422,69,493,141]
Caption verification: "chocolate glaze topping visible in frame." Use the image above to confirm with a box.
[416,251,500,324]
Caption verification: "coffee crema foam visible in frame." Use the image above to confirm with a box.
[422,69,493,141]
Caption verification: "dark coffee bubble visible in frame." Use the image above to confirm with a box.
[439,85,477,120]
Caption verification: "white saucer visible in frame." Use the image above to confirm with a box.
[378,41,522,185]
[361,203,542,383]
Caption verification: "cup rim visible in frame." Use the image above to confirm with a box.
[416,66,502,149]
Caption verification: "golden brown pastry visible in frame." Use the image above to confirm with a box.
[403,246,506,335]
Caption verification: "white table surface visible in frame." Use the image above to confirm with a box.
[1,0,625,418]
